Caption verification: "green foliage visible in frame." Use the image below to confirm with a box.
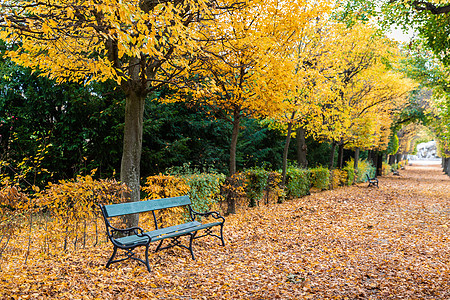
[0,57,124,182]
[237,119,285,171]
[309,167,331,190]
[332,0,377,26]
[343,165,355,186]
[183,173,226,213]
[382,162,391,176]
[245,167,270,207]
[285,167,310,199]
[387,133,400,155]
[305,139,335,168]
[347,158,376,183]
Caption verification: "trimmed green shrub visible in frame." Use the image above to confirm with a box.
[183,173,226,213]
[245,167,270,207]
[309,167,330,190]
[382,162,391,175]
[343,165,355,186]
[285,167,310,199]
[346,158,376,183]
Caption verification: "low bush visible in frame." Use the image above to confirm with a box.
[343,165,355,186]
[183,173,226,213]
[245,167,270,207]
[330,169,347,189]
[347,159,376,183]
[285,167,310,199]
[309,167,330,190]
[141,174,189,226]
[382,162,391,175]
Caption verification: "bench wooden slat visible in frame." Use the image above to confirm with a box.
[114,221,224,247]
[103,195,191,217]
[149,221,223,242]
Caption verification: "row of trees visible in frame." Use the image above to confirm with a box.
[340,0,450,173]
[1,0,449,220]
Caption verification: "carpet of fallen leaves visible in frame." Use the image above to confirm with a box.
[1,164,449,299]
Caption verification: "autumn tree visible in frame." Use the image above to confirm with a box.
[263,15,334,185]
[176,0,329,177]
[301,23,413,169]
[0,0,242,225]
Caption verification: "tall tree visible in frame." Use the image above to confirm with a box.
[177,0,329,176]
[0,0,237,225]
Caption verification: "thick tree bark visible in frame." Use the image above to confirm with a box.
[296,126,308,168]
[281,122,294,186]
[353,148,360,183]
[337,142,344,169]
[226,109,241,215]
[120,89,145,227]
[446,158,450,176]
[444,157,449,175]
[376,152,383,177]
[354,148,360,170]
[411,1,450,15]
[329,141,337,170]
[229,109,241,176]
[388,155,396,165]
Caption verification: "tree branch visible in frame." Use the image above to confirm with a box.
[411,1,450,15]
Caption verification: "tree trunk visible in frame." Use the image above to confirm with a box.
[376,152,383,177]
[229,109,241,176]
[337,142,344,169]
[444,157,449,175]
[120,89,145,227]
[447,158,450,176]
[354,148,360,170]
[226,109,241,215]
[329,141,337,170]
[354,147,360,183]
[296,126,307,168]
[281,122,294,186]
[388,155,396,165]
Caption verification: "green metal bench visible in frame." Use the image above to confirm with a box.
[99,195,225,272]
[366,173,379,187]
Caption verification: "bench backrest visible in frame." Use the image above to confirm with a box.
[102,195,191,218]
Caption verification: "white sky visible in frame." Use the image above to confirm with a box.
[386,27,415,43]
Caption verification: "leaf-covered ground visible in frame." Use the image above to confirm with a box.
[2,164,449,299]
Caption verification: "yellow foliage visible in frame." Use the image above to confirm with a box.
[330,169,347,189]
[141,175,190,227]
[0,185,30,238]
[1,0,211,84]
[35,170,127,223]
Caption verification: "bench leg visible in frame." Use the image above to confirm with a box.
[188,232,196,260]
[144,244,151,272]
[219,224,225,247]
[106,246,118,269]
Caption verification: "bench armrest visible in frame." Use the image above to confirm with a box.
[190,208,225,223]
[109,225,149,240]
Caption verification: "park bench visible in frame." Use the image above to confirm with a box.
[366,173,379,187]
[99,195,225,272]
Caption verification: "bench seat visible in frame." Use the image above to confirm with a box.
[100,195,225,272]
[114,221,223,247]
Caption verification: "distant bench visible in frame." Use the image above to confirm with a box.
[99,196,225,272]
[366,173,379,187]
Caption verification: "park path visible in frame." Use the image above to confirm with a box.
[1,163,449,299]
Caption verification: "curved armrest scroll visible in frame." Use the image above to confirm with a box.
[190,208,225,223]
